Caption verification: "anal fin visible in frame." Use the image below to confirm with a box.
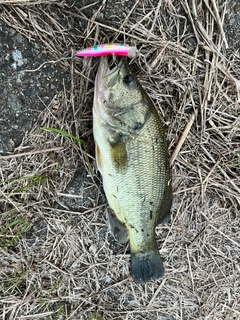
[107,208,129,244]
[158,186,173,224]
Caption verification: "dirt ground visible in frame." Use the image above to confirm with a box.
[0,1,239,320]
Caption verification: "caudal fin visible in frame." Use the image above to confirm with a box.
[131,251,164,284]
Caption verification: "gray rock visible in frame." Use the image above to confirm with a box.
[0,21,68,154]
[224,0,240,51]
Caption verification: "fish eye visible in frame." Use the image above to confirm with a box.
[123,74,135,86]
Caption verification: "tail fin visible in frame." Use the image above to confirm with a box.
[131,251,164,284]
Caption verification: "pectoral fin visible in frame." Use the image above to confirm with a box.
[107,208,129,244]
[95,143,103,173]
[109,139,127,172]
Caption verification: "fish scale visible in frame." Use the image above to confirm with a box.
[93,56,172,283]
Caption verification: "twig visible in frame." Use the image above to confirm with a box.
[210,224,240,248]
[0,147,64,160]
[186,245,195,292]
[170,111,197,165]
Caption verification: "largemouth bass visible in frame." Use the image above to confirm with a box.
[93,56,172,283]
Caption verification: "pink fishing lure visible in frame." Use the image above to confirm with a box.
[76,43,136,58]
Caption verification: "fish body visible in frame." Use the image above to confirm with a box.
[93,56,172,283]
[76,43,136,58]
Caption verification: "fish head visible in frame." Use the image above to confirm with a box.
[94,56,144,115]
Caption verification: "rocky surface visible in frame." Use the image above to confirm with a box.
[0,21,67,154]
[224,0,240,52]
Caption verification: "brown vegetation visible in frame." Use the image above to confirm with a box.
[0,1,239,319]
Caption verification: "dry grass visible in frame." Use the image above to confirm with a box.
[0,0,239,319]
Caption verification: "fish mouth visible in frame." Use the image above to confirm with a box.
[96,56,124,80]
[95,56,125,102]
[94,56,130,117]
